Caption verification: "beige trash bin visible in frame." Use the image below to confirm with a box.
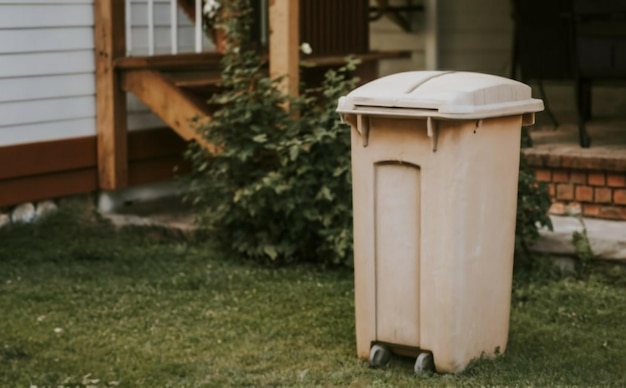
[336,71,544,374]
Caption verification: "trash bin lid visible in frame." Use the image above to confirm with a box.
[337,71,544,120]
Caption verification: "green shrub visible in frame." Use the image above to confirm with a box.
[515,151,553,261]
[185,0,552,267]
[185,0,356,266]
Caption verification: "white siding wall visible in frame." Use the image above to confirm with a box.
[0,0,216,146]
[0,0,96,146]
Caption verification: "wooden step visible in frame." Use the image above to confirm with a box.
[301,50,412,67]
[114,52,223,71]
[115,49,412,153]
[114,50,409,71]
[165,70,223,92]
[162,52,409,89]
[121,69,216,152]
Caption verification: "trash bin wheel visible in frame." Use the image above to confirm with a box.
[414,351,434,374]
[369,344,391,368]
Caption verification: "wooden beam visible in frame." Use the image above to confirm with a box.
[301,50,412,67]
[0,137,96,181]
[269,0,299,97]
[95,0,128,190]
[121,70,216,152]
[0,170,98,208]
[114,52,224,70]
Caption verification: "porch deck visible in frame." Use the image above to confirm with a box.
[523,115,626,220]
[526,116,626,170]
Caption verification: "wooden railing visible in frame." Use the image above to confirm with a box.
[95,0,407,191]
[95,0,300,191]
[300,0,369,58]
[124,0,375,58]
[124,0,270,56]
[124,0,209,56]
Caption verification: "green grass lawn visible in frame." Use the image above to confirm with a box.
[1,200,625,387]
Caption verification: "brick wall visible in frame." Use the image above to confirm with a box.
[525,151,626,220]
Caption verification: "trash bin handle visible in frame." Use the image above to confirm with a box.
[355,113,439,151]
[522,112,535,126]
[344,113,534,151]
[427,117,438,152]
[357,114,371,147]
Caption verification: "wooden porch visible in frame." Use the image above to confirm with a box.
[95,0,409,191]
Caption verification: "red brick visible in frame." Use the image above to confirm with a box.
[535,168,552,182]
[575,185,594,202]
[567,202,582,215]
[581,157,607,170]
[614,189,626,205]
[522,153,542,167]
[598,206,626,220]
[588,172,606,186]
[549,202,566,215]
[613,206,626,221]
[583,204,600,217]
[548,183,556,197]
[556,184,574,200]
[595,187,612,203]
[570,171,587,184]
[613,159,626,171]
[546,154,561,168]
[560,155,576,168]
[552,169,569,183]
[607,173,626,188]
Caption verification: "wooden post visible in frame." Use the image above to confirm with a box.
[269,0,299,97]
[95,0,128,190]
[424,0,439,70]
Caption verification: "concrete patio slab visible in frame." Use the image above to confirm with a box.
[531,215,626,263]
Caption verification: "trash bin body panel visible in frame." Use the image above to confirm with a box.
[374,162,422,346]
[420,116,521,372]
[350,115,522,373]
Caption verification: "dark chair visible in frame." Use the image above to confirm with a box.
[574,0,626,123]
[510,0,590,146]
[511,0,626,148]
